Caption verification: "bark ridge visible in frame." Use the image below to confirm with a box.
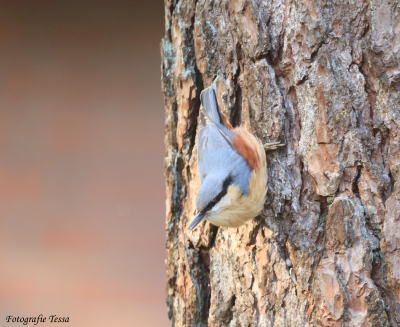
[162,0,400,325]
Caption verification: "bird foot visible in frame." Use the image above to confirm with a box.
[264,142,285,151]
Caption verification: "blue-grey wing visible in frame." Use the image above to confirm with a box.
[197,106,235,159]
[198,123,238,183]
[197,122,222,172]
[197,84,239,184]
[200,84,221,124]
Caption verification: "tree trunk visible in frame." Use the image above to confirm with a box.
[161,0,400,326]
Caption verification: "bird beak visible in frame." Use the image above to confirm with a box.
[188,211,206,231]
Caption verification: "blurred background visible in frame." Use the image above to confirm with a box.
[0,1,167,326]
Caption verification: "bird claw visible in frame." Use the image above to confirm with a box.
[263,142,285,151]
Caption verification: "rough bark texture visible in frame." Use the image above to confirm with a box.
[162,0,400,326]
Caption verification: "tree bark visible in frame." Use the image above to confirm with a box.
[161,0,400,326]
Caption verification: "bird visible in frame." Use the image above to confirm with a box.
[188,83,283,231]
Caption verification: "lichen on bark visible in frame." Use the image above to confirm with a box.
[162,0,400,325]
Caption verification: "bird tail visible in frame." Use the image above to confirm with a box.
[200,84,223,125]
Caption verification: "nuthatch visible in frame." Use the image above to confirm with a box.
[188,83,283,231]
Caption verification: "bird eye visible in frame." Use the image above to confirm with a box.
[203,175,232,214]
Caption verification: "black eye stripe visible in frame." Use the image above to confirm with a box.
[202,175,233,214]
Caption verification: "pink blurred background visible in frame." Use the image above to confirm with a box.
[0,1,168,326]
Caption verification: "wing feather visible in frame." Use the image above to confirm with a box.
[197,105,236,166]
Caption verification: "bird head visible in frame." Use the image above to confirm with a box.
[188,173,233,231]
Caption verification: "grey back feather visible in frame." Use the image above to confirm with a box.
[196,84,252,212]
[199,84,221,124]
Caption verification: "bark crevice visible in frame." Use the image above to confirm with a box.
[163,0,400,325]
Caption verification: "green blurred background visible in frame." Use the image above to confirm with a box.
[0,1,168,326]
